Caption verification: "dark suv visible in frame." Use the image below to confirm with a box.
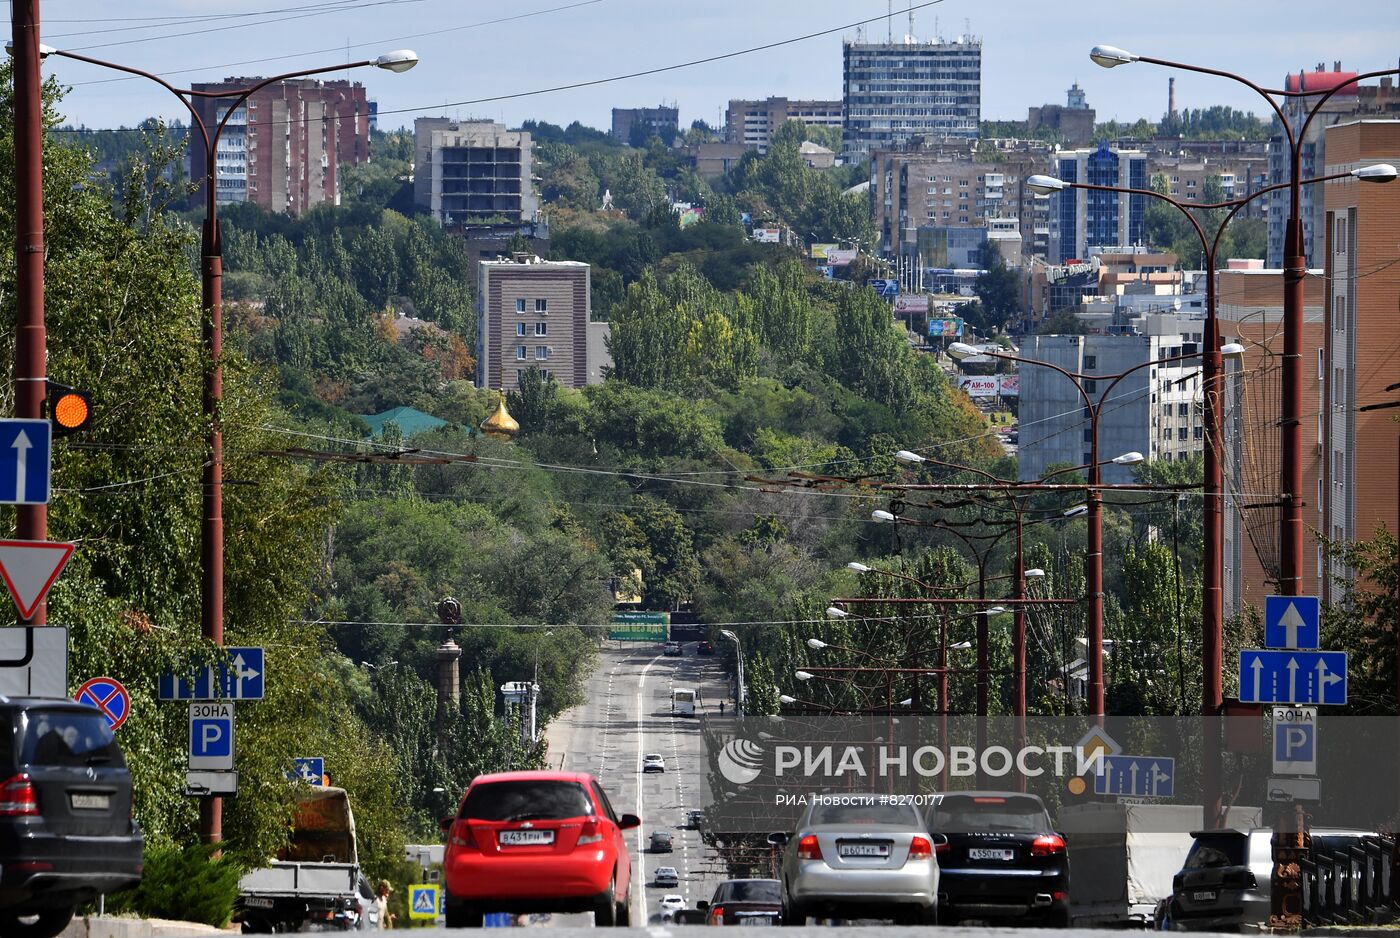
[0,698,144,938]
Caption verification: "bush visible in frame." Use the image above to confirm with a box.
[106,843,245,927]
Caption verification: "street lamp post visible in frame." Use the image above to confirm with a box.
[720,629,744,717]
[38,46,418,843]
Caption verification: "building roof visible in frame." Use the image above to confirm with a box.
[799,141,834,155]
[1284,71,1358,95]
[361,406,448,438]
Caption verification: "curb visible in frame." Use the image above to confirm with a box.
[60,916,229,938]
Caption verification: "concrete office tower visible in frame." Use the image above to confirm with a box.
[724,97,844,154]
[187,78,370,215]
[611,105,680,145]
[477,256,610,391]
[413,119,537,227]
[842,36,981,159]
[1017,321,1204,484]
[1048,143,1149,263]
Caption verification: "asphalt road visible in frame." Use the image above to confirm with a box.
[544,643,735,927]
[398,928,1212,936]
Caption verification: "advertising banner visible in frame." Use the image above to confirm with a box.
[997,374,1020,397]
[866,278,899,298]
[893,294,929,314]
[958,376,1000,398]
[809,243,839,260]
[824,249,858,267]
[608,611,670,642]
[752,227,781,244]
[927,317,965,338]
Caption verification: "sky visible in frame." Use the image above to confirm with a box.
[19,0,1400,132]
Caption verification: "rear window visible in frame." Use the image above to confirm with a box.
[810,801,920,827]
[717,881,781,902]
[460,780,593,822]
[21,710,124,768]
[1185,833,1247,869]
[927,795,1050,833]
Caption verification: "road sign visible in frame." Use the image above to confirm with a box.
[0,540,74,619]
[292,757,325,786]
[189,701,235,771]
[159,646,265,700]
[1265,596,1320,650]
[866,278,900,298]
[408,885,440,922]
[75,676,131,731]
[0,626,67,697]
[1268,776,1321,803]
[1239,649,1347,705]
[1272,707,1317,774]
[1093,755,1175,798]
[0,419,51,505]
[186,770,238,796]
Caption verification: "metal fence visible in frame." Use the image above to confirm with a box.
[1303,834,1399,925]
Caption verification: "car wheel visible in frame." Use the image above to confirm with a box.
[594,874,618,927]
[616,892,632,928]
[918,905,939,926]
[782,901,808,926]
[0,907,76,938]
[1047,907,1072,928]
[445,900,483,929]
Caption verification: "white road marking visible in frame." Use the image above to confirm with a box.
[635,653,660,923]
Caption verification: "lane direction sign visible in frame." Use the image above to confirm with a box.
[292,757,325,786]
[1239,649,1347,705]
[1272,707,1317,775]
[1265,596,1320,650]
[0,540,75,619]
[0,419,51,505]
[75,676,132,731]
[0,626,68,697]
[159,646,265,700]
[189,701,235,771]
[1093,754,1175,798]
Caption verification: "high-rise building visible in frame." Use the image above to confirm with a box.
[724,97,843,154]
[842,36,981,159]
[1047,143,1149,263]
[611,105,679,145]
[413,119,537,227]
[476,255,609,391]
[187,77,370,215]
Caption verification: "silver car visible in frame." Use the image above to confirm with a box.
[769,796,938,925]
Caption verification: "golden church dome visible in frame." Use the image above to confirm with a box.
[480,395,520,440]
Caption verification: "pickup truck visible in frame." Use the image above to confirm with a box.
[237,787,363,933]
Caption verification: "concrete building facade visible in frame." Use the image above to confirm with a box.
[1048,143,1149,263]
[724,97,843,154]
[413,119,537,227]
[611,105,679,144]
[187,77,370,215]
[842,37,981,158]
[477,256,599,391]
[1027,83,1096,146]
[1015,322,1204,484]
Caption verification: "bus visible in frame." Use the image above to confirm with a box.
[671,688,697,716]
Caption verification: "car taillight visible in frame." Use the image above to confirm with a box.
[0,774,38,816]
[935,839,951,856]
[578,820,603,845]
[797,834,822,860]
[1031,834,1066,857]
[449,820,478,849]
[709,905,724,923]
[908,836,932,859]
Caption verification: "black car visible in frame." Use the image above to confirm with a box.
[926,791,1070,927]
[0,698,144,938]
[697,641,715,656]
[698,878,782,926]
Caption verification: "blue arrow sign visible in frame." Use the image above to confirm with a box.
[1239,649,1347,705]
[0,419,51,505]
[1093,755,1175,798]
[159,647,265,700]
[1265,595,1320,650]
[291,757,325,785]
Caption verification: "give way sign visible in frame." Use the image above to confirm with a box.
[0,540,74,619]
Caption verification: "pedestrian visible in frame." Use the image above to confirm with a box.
[719,700,725,715]
[375,880,395,929]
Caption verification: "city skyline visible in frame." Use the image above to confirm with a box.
[33,0,1400,133]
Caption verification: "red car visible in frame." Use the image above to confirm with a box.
[442,770,639,928]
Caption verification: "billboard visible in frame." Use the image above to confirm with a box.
[752,227,781,244]
[608,611,670,642]
[927,317,965,337]
[824,249,858,267]
[958,376,1000,398]
[893,294,929,314]
[866,278,899,298]
[997,374,1020,397]
[809,243,839,260]
[676,204,703,228]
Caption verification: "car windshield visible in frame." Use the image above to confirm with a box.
[21,709,125,768]
[927,795,1050,833]
[460,780,593,821]
[645,754,663,761]
[717,881,782,902]
[1184,833,1247,868]
[810,801,920,827]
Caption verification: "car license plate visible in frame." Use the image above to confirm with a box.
[838,842,890,858]
[737,915,777,925]
[1193,890,1218,902]
[244,897,275,909]
[969,848,1014,861]
[70,792,110,811]
[499,829,554,845]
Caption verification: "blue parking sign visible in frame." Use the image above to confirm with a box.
[1272,707,1317,774]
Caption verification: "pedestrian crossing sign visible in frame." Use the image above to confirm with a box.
[409,884,440,921]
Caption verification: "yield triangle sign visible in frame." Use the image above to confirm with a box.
[0,539,75,619]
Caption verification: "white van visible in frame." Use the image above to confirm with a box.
[672,688,697,716]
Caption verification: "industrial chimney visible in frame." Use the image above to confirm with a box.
[1168,76,1176,118]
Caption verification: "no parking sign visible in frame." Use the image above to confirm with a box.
[75,676,131,731]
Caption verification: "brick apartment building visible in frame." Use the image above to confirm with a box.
[187,78,370,215]
[476,256,608,391]
[724,97,843,154]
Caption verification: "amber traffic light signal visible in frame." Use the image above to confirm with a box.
[47,383,92,436]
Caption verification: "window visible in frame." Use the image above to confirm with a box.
[1178,403,1189,417]
[1194,426,1203,440]
[1083,452,1093,467]
[1178,427,1189,441]
[1334,450,1344,483]
[515,298,526,313]
[1317,347,1324,379]
[1085,355,1098,370]
[535,298,548,313]
[516,323,526,337]
[1335,216,1347,253]
[1318,477,1324,511]
[1334,367,1345,407]
[535,322,548,336]
[1334,295,1346,331]
[1084,379,1097,394]
[536,346,550,360]
[1082,428,1093,443]
[515,346,527,360]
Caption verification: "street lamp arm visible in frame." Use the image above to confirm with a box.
[199,60,375,143]
[1294,68,1400,148]
[49,48,211,154]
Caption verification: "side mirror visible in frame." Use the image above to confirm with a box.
[439,817,454,835]
[696,900,709,911]
[767,832,789,846]
[619,813,641,830]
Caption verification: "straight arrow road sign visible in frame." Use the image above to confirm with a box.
[159,647,266,701]
[0,419,51,505]
[0,540,75,619]
[1239,649,1347,705]
[1265,596,1320,650]
[1093,755,1176,797]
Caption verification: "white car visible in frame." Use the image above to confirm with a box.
[653,866,680,887]
[659,894,686,919]
[643,753,665,773]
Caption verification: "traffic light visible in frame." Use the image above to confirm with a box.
[46,382,92,436]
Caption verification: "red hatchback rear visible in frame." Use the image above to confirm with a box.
[442,770,638,928]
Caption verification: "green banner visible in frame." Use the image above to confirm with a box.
[609,611,670,641]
